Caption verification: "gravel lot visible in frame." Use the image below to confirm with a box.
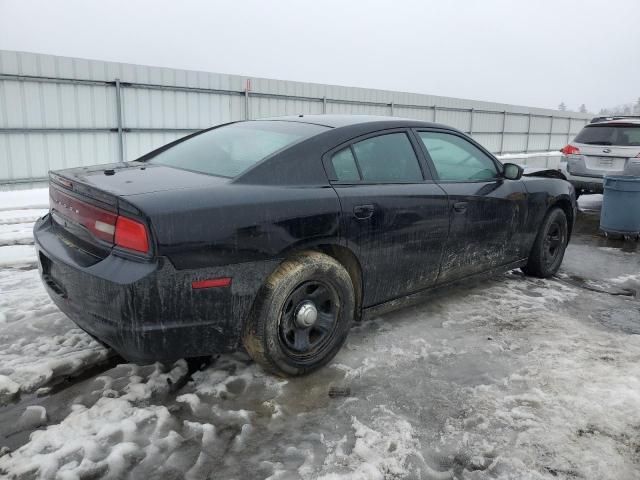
[0,191,639,480]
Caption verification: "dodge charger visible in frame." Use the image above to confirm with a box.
[34,115,576,376]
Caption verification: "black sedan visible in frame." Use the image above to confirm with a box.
[34,115,576,376]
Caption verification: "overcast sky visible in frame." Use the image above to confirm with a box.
[1,0,638,112]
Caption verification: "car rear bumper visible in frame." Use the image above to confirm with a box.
[34,214,277,362]
[564,155,640,186]
[559,161,604,193]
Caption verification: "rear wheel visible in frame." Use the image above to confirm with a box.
[242,252,355,376]
[522,207,568,278]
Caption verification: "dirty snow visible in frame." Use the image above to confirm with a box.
[0,190,639,479]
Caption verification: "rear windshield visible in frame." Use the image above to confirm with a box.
[574,124,640,146]
[147,121,329,177]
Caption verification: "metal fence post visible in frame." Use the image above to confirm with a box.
[469,108,474,136]
[244,79,251,120]
[500,110,507,154]
[322,96,327,114]
[547,116,554,151]
[433,105,438,123]
[566,117,572,144]
[390,101,394,117]
[525,113,532,153]
[114,78,124,162]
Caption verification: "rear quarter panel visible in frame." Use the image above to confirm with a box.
[125,184,342,270]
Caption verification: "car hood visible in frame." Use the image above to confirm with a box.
[52,162,228,197]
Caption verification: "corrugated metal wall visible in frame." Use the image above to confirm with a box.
[0,50,591,184]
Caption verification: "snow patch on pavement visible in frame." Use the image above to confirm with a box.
[0,209,48,225]
[0,222,35,246]
[318,407,423,480]
[0,245,37,268]
[0,188,49,211]
[0,269,109,396]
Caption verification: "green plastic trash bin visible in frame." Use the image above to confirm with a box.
[600,175,640,237]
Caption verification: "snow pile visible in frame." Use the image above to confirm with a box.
[0,187,47,265]
[0,269,109,397]
[0,356,292,479]
[0,362,189,478]
[0,375,20,404]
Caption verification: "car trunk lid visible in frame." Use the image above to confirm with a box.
[48,162,225,260]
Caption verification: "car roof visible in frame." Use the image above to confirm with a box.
[260,114,448,129]
[589,116,640,125]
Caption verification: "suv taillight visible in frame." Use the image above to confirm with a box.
[560,145,580,155]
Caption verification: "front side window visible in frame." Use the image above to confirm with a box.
[351,133,423,182]
[148,121,329,177]
[418,131,498,182]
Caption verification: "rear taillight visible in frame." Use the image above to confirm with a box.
[115,216,149,253]
[560,145,580,155]
[50,187,117,243]
[50,186,150,254]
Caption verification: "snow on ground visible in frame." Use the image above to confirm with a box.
[0,223,36,246]
[0,268,110,400]
[1,270,639,479]
[0,209,48,225]
[0,188,49,210]
[0,245,38,268]
[0,190,639,479]
[578,193,603,211]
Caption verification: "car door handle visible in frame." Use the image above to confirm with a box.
[453,201,468,213]
[353,204,375,220]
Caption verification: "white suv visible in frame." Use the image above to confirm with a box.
[559,117,640,195]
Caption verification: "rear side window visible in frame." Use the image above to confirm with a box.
[418,131,498,182]
[351,133,423,182]
[331,148,360,181]
[148,121,329,177]
[574,124,640,146]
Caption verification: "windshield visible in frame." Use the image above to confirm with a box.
[574,124,640,146]
[147,121,329,177]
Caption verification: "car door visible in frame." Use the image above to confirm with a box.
[324,129,450,307]
[415,129,528,283]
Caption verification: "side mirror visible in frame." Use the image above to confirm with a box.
[503,163,524,180]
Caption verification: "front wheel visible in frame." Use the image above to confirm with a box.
[242,251,355,376]
[522,207,568,278]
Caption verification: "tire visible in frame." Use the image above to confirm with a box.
[522,207,568,278]
[242,251,355,377]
